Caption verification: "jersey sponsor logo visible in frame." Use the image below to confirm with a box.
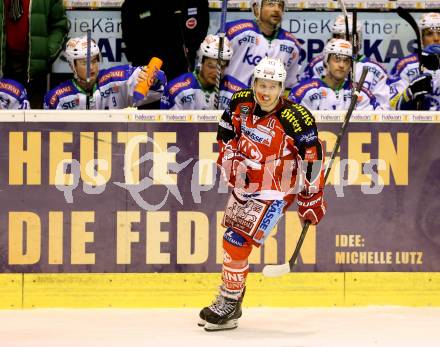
[239,105,250,118]
[100,87,118,98]
[169,77,192,95]
[280,44,294,54]
[0,82,20,96]
[181,93,195,104]
[231,90,251,100]
[256,124,276,137]
[227,22,254,36]
[223,229,245,247]
[241,124,272,146]
[238,136,263,161]
[224,80,244,93]
[100,70,125,84]
[49,86,73,106]
[295,80,320,97]
[258,200,285,231]
[238,35,256,45]
[61,98,80,109]
[186,17,197,29]
[396,55,418,74]
[281,108,302,132]
[291,103,314,126]
[243,47,263,66]
[300,130,318,145]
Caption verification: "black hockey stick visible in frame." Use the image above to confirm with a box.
[174,7,193,73]
[214,0,228,110]
[86,29,92,110]
[397,6,423,109]
[262,66,369,278]
[337,0,354,86]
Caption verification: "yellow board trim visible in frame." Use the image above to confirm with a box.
[0,274,22,309]
[1,273,439,309]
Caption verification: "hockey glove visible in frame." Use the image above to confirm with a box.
[297,190,327,225]
[406,73,433,100]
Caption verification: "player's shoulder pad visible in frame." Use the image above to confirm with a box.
[308,54,324,68]
[222,75,248,94]
[45,80,76,108]
[278,100,316,135]
[229,88,254,107]
[225,19,257,39]
[290,78,322,98]
[98,64,131,87]
[166,73,197,96]
[393,53,418,75]
[278,29,302,47]
[0,78,25,97]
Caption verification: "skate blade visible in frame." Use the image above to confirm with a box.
[197,318,206,327]
[204,319,238,331]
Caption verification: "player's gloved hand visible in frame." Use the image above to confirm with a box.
[219,148,248,188]
[407,73,432,100]
[297,190,327,225]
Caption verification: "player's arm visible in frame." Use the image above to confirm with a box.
[281,104,327,225]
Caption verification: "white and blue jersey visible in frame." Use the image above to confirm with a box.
[160,72,247,110]
[391,71,440,111]
[390,53,420,85]
[288,78,379,111]
[44,64,165,110]
[302,55,390,109]
[223,19,303,89]
[0,78,30,109]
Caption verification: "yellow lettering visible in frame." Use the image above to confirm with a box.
[198,132,217,185]
[71,211,95,264]
[378,132,408,185]
[49,132,73,185]
[348,132,371,185]
[146,211,170,264]
[80,132,112,186]
[48,211,63,264]
[9,132,41,185]
[8,212,41,264]
[116,211,140,264]
[117,132,148,184]
[153,132,177,185]
[177,212,209,264]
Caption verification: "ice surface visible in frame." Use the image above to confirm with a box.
[1,307,439,347]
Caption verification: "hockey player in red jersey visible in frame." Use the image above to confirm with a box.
[198,57,327,331]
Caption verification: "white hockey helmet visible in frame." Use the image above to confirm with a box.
[418,12,440,30]
[199,34,233,60]
[324,39,353,64]
[64,36,101,80]
[331,14,363,51]
[253,57,286,88]
[251,0,285,20]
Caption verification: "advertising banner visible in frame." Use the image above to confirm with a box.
[1,112,439,273]
[53,10,423,73]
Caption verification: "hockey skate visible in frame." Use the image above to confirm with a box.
[198,287,245,331]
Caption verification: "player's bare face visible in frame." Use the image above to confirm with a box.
[254,78,282,111]
[327,54,351,82]
[74,56,99,85]
[259,1,284,28]
[422,28,440,46]
[200,57,228,88]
